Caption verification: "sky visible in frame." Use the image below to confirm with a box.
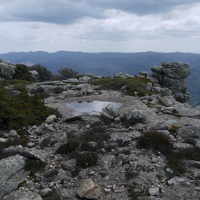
[1,0,200,53]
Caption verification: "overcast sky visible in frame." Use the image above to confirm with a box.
[1,0,200,53]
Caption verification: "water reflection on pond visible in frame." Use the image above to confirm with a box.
[67,101,122,115]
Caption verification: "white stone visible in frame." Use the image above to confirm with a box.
[148,187,160,196]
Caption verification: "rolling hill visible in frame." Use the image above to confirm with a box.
[1,51,200,105]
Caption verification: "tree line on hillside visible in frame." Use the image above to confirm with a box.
[14,64,79,82]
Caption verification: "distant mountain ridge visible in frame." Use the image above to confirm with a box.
[1,51,200,105]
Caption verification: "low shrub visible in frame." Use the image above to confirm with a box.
[29,87,50,99]
[80,126,110,152]
[81,126,108,143]
[170,125,182,134]
[58,67,79,79]
[25,158,46,172]
[128,186,149,200]
[167,147,200,175]
[125,170,138,180]
[0,84,52,129]
[56,140,79,154]
[13,64,34,81]
[76,152,98,168]
[137,130,173,155]
[71,166,82,177]
[40,138,51,149]
[53,87,63,94]
[42,189,61,200]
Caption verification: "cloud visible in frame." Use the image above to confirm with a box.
[0,0,103,24]
[1,0,199,25]
[87,0,199,15]
[0,0,200,53]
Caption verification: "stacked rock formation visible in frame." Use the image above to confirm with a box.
[151,62,191,102]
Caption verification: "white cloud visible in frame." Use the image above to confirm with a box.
[0,0,200,53]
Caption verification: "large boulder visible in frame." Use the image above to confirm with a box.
[151,62,191,102]
[0,59,16,79]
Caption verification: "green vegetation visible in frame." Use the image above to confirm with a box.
[92,77,154,96]
[0,83,52,129]
[42,189,61,200]
[29,64,53,81]
[58,67,79,79]
[125,170,138,181]
[13,64,34,81]
[53,86,64,94]
[128,185,149,200]
[137,130,173,155]
[167,147,200,175]
[136,130,200,175]
[55,126,110,172]
[56,139,79,154]
[29,86,50,99]
[25,158,46,172]
[170,125,182,134]
[76,152,99,168]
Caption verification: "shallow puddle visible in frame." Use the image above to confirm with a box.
[67,101,122,115]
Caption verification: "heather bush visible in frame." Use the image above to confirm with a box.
[167,147,200,175]
[58,67,79,79]
[137,130,173,155]
[56,139,79,154]
[25,158,46,172]
[76,151,98,168]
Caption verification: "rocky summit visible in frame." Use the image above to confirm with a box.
[1,60,200,200]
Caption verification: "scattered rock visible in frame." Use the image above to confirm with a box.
[61,159,76,171]
[99,155,115,170]
[148,187,160,196]
[168,177,191,186]
[45,115,57,124]
[113,72,134,78]
[79,76,91,82]
[76,179,101,199]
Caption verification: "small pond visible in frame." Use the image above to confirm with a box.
[67,101,122,116]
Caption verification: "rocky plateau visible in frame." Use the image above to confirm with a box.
[1,61,200,200]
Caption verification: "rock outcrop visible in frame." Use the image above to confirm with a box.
[0,59,16,79]
[151,62,191,102]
